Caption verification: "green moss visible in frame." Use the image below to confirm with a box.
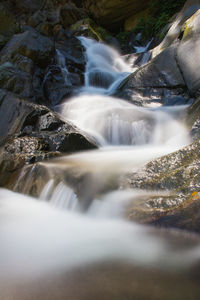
[71,18,112,42]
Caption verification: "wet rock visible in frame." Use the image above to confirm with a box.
[0,94,97,149]
[43,64,81,106]
[121,139,200,232]
[0,30,54,68]
[55,32,85,70]
[49,31,86,102]
[115,43,189,106]
[0,136,60,189]
[0,94,97,189]
[187,98,200,140]
[71,18,117,46]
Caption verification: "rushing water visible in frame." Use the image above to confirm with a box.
[0,37,199,298]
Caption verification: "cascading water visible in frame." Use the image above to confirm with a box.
[78,37,132,95]
[0,37,198,298]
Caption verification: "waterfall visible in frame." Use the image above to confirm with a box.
[0,36,196,295]
[59,94,189,147]
[78,36,132,95]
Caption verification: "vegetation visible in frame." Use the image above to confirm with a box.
[135,0,187,39]
[117,0,187,44]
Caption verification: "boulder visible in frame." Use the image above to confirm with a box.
[0,94,97,148]
[59,2,87,28]
[0,30,54,68]
[0,4,18,38]
[121,138,200,232]
[177,9,200,95]
[151,0,200,58]
[115,43,190,106]
[14,0,42,13]
[0,94,97,189]
[187,98,200,140]
[0,62,33,99]
[83,0,151,31]
[28,9,60,37]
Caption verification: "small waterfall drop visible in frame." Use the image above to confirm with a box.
[78,37,132,94]
[56,49,71,85]
[59,94,189,148]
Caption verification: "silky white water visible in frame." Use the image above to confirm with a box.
[0,37,196,287]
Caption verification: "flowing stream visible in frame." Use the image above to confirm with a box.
[0,37,199,297]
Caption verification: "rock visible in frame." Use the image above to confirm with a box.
[0,94,97,189]
[43,63,81,106]
[49,31,86,102]
[59,2,87,28]
[71,18,115,44]
[187,98,200,140]
[14,0,42,14]
[0,62,33,98]
[0,4,18,37]
[115,43,190,106]
[177,9,200,95]
[151,0,200,58]
[83,0,151,31]
[121,139,200,232]
[28,7,60,36]
[0,94,97,149]
[0,30,54,68]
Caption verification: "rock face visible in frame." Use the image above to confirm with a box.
[121,138,200,232]
[83,0,151,30]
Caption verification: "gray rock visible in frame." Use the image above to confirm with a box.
[115,43,189,106]
[0,30,54,68]
[177,9,200,94]
[59,2,87,29]
[0,62,33,98]
[121,138,200,232]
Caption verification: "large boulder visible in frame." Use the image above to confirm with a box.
[115,43,190,106]
[59,2,87,28]
[83,0,151,31]
[0,94,97,189]
[0,30,54,68]
[151,0,200,58]
[0,62,33,98]
[177,9,200,95]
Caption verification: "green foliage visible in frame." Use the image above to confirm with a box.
[116,31,131,43]
[134,0,187,39]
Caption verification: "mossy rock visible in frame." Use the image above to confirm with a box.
[71,18,113,43]
[124,8,150,31]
